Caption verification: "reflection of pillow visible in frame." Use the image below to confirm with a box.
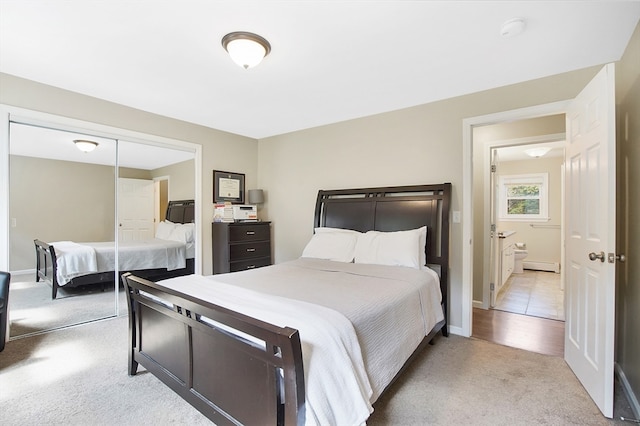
[301,229,359,262]
[167,223,195,244]
[155,220,176,240]
[354,228,422,269]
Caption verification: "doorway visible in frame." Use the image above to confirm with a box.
[471,116,566,355]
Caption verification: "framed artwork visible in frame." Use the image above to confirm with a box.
[213,170,245,204]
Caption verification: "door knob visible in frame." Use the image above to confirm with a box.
[608,253,626,263]
[588,251,605,262]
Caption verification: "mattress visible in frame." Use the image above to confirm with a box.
[52,238,190,285]
[158,258,443,425]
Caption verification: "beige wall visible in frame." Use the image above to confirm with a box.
[615,20,640,414]
[9,156,116,270]
[258,66,602,330]
[1,73,259,275]
[150,159,195,201]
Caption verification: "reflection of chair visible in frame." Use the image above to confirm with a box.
[0,271,10,352]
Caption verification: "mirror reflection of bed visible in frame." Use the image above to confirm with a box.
[8,122,197,338]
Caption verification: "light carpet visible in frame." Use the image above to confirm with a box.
[8,279,125,337]
[0,315,628,425]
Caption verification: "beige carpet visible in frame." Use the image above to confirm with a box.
[1,315,630,425]
[8,278,125,337]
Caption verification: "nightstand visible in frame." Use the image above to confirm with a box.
[212,222,271,274]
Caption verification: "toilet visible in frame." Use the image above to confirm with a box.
[513,242,528,274]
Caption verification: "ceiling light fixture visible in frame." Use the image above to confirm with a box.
[501,18,526,38]
[524,147,551,158]
[222,31,271,69]
[74,139,99,153]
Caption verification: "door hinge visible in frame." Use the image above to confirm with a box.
[490,282,495,291]
[491,165,497,173]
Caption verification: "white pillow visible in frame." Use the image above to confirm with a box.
[167,223,195,244]
[301,229,359,262]
[417,226,428,269]
[354,228,422,269]
[155,220,176,240]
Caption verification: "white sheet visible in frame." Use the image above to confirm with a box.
[158,258,444,425]
[51,241,98,285]
[53,238,188,286]
[215,258,444,401]
[159,274,374,426]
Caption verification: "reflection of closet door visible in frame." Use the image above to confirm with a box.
[118,178,154,242]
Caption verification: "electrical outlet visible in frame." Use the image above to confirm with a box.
[452,211,461,223]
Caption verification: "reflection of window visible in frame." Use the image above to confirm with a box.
[499,173,549,221]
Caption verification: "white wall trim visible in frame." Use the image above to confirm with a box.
[616,363,640,420]
[0,104,203,275]
[462,100,571,337]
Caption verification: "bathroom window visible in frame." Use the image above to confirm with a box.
[499,173,549,222]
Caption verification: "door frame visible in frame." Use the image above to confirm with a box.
[461,100,570,336]
[0,104,203,275]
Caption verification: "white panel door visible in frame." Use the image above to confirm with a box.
[118,178,154,242]
[564,64,616,418]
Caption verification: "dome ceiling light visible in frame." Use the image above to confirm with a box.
[73,139,99,153]
[524,147,551,158]
[500,18,526,38]
[222,31,271,69]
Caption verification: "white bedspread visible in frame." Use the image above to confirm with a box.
[51,241,98,285]
[216,258,444,401]
[159,258,444,425]
[159,274,374,426]
[53,239,186,286]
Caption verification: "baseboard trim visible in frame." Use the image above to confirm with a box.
[8,268,35,276]
[616,363,640,420]
[448,325,465,337]
[523,261,560,273]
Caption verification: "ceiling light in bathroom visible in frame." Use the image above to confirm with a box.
[524,147,551,158]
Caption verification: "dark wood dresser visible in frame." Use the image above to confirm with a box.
[212,221,272,274]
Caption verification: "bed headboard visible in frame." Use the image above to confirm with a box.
[314,183,451,316]
[166,200,195,224]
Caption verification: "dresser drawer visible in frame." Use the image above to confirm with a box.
[229,224,270,242]
[230,257,272,272]
[229,241,271,261]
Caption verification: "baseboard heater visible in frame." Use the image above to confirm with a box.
[523,261,560,273]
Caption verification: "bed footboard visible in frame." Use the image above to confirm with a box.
[122,273,305,426]
[34,239,60,299]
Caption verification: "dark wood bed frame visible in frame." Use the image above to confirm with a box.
[122,183,451,425]
[35,200,195,299]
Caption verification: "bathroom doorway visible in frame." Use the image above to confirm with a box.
[471,114,566,354]
[491,141,565,322]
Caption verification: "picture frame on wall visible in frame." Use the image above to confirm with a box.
[213,170,245,204]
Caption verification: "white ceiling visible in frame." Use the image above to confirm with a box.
[1,1,639,141]
[9,123,194,170]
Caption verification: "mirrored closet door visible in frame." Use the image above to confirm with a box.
[7,120,198,337]
[8,122,118,336]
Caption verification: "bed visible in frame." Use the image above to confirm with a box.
[122,184,451,425]
[35,200,195,299]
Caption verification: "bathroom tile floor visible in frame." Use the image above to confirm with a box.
[494,270,565,321]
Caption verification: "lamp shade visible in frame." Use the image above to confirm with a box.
[248,189,264,204]
[222,32,271,69]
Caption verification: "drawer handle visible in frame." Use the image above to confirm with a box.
[246,231,256,235]
[246,248,256,252]
[246,265,256,269]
